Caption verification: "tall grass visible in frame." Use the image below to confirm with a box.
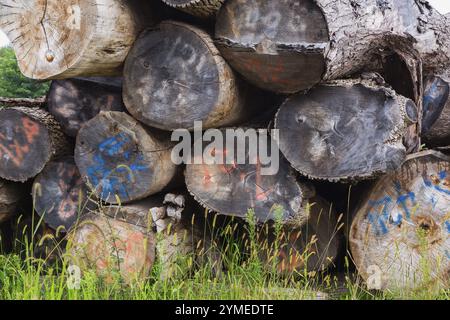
[0,200,448,300]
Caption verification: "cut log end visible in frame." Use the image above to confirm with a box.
[75,111,177,204]
[185,129,308,226]
[0,0,158,79]
[123,20,247,131]
[33,158,96,232]
[350,151,450,291]
[275,79,416,182]
[422,75,450,147]
[0,107,70,182]
[47,78,125,137]
[67,206,156,283]
[215,0,329,93]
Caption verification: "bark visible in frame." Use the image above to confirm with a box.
[162,0,225,18]
[0,97,46,108]
[0,0,159,79]
[350,150,450,291]
[215,0,449,96]
[75,111,178,204]
[123,21,251,131]
[0,106,71,182]
[274,77,418,181]
[47,77,125,137]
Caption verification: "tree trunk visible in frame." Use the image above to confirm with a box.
[422,73,450,147]
[350,150,450,291]
[260,196,343,274]
[214,0,449,94]
[67,197,158,284]
[0,179,25,224]
[0,97,46,108]
[75,111,178,204]
[123,21,251,131]
[185,128,310,227]
[274,77,418,182]
[161,0,224,18]
[0,107,71,182]
[153,192,222,280]
[0,0,159,79]
[32,157,96,232]
[47,78,125,137]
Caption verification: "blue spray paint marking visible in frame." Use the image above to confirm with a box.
[445,221,450,234]
[86,133,149,200]
[394,181,416,220]
[367,196,392,236]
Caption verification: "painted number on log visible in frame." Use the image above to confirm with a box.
[367,173,450,237]
[86,133,148,200]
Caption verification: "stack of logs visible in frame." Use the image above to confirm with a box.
[0,0,449,291]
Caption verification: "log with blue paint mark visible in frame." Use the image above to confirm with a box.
[350,150,450,291]
[74,111,178,204]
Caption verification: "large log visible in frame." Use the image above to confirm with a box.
[422,74,450,147]
[214,0,449,94]
[0,179,24,224]
[161,0,224,18]
[274,77,418,181]
[123,21,250,131]
[32,157,96,232]
[185,128,310,226]
[75,111,178,204]
[0,0,158,79]
[0,107,71,182]
[350,151,450,291]
[47,78,125,137]
[260,196,342,274]
[67,198,157,283]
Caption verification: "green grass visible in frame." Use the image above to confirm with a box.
[0,206,449,300]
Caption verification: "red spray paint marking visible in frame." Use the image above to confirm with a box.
[0,117,40,167]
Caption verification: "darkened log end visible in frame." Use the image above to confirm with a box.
[33,158,96,232]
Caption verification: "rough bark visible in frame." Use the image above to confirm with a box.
[32,157,96,232]
[185,128,310,227]
[47,77,125,137]
[0,106,71,182]
[0,0,159,79]
[0,97,46,108]
[215,0,449,95]
[67,198,157,284]
[123,21,251,131]
[162,0,224,18]
[274,77,418,181]
[0,179,25,223]
[422,73,450,147]
[350,150,450,291]
[260,196,342,274]
[75,111,178,204]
